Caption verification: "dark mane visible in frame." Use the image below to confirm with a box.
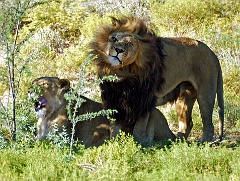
[91,17,165,127]
[101,69,161,126]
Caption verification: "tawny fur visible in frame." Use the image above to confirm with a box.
[31,77,110,148]
[90,17,224,142]
[30,77,176,147]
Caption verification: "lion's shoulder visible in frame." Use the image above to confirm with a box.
[162,37,199,46]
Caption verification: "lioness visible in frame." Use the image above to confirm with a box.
[30,77,175,146]
[91,17,224,142]
[30,77,110,148]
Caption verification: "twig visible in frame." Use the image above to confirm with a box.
[77,163,97,173]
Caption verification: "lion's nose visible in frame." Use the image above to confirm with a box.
[115,47,124,54]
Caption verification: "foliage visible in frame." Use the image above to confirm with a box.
[0,134,239,180]
[45,125,70,149]
[64,55,117,156]
[0,0,33,140]
[0,142,78,180]
[150,0,240,50]
[82,0,151,22]
[0,129,8,149]
[222,64,240,129]
[19,0,86,44]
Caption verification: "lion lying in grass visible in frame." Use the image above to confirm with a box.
[29,77,175,147]
[29,77,110,148]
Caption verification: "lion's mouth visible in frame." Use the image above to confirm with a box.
[35,96,47,112]
[114,56,122,64]
[108,56,122,67]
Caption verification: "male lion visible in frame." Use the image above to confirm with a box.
[30,77,175,147]
[90,17,224,142]
[29,77,110,148]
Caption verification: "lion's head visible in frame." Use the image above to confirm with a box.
[90,17,164,79]
[29,77,70,140]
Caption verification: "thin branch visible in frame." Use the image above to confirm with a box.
[7,0,23,140]
[69,58,91,156]
[0,101,7,115]
[0,94,12,137]
[11,1,31,97]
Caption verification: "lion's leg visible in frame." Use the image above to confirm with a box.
[110,122,121,138]
[133,112,153,146]
[151,108,176,141]
[197,92,216,142]
[176,86,197,139]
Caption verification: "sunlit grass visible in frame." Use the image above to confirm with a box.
[0,134,239,180]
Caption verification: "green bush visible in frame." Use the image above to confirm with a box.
[223,64,240,129]
[82,0,150,21]
[150,0,240,50]
[0,136,239,180]
[20,0,86,43]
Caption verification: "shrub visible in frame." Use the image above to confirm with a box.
[82,0,150,21]
[150,0,240,50]
[19,0,86,44]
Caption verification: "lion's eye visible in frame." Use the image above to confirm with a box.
[124,41,132,46]
[111,36,118,42]
[41,82,49,88]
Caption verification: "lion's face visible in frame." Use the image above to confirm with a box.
[29,77,70,139]
[106,32,139,68]
[91,17,156,75]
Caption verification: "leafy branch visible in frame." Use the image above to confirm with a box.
[65,55,117,156]
[0,0,36,140]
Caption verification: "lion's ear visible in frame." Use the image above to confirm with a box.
[110,16,121,27]
[56,79,70,90]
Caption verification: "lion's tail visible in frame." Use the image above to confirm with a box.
[217,66,224,141]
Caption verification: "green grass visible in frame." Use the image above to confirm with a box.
[0,134,239,181]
